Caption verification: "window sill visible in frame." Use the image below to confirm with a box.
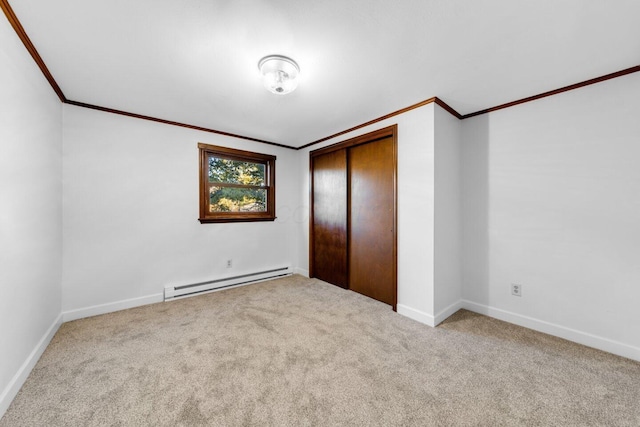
[198,216,276,224]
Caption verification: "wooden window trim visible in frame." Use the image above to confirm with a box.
[198,143,276,224]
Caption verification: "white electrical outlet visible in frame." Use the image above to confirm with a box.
[511,283,522,297]
[226,259,232,268]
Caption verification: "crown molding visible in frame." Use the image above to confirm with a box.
[3,0,639,151]
[461,65,640,119]
[299,64,640,149]
[298,97,443,150]
[1,0,291,149]
[1,0,65,102]
[64,100,293,149]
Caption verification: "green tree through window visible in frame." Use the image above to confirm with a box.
[208,158,266,212]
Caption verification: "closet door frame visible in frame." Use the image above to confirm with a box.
[309,124,398,310]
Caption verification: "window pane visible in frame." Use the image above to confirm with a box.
[198,143,276,223]
[209,186,267,212]
[208,157,265,186]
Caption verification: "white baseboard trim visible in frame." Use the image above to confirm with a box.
[62,293,164,322]
[293,268,310,278]
[461,300,640,362]
[397,304,435,327]
[0,313,62,418]
[434,300,464,326]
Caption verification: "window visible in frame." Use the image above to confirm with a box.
[198,143,276,223]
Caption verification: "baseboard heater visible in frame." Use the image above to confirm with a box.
[164,266,292,301]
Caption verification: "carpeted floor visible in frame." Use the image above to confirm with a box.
[1,275,639,426]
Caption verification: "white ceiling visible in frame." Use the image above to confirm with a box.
[9,0,640,148]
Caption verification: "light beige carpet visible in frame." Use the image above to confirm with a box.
[1,275,639,426]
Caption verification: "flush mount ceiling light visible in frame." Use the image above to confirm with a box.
[258,55,300,95]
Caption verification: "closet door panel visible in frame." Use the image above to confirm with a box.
[311,149,348,288]
[348,137,396,306]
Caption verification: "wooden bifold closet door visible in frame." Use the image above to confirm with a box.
[310,126,397,309]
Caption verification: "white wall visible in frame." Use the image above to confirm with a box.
[298,104,438,324]
[62,105,301,317]
[434,105,462,320]
[0,17,63,414]
[461,72,640,360]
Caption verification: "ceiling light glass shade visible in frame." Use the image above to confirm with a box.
[258,55,300,95]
